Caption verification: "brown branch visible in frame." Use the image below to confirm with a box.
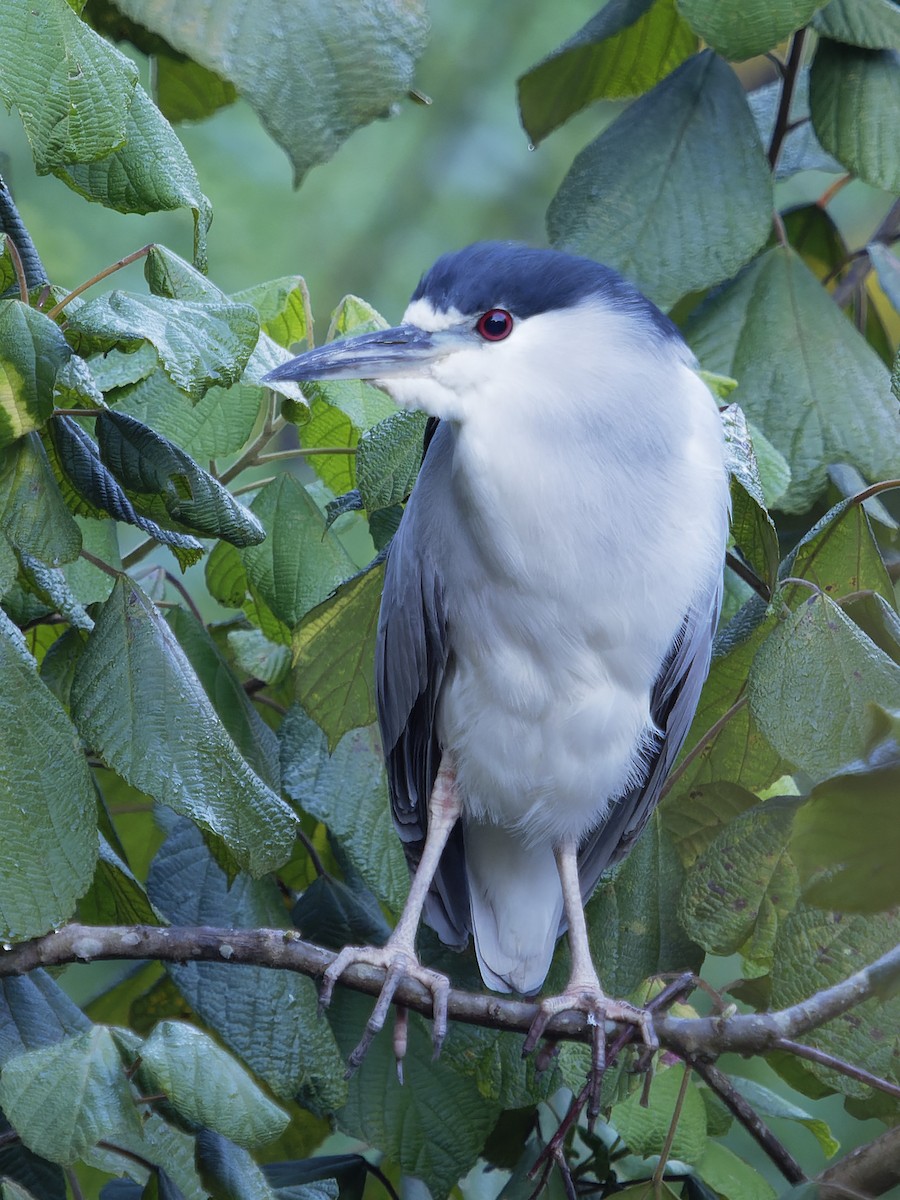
[46,244,154,320]
[691,1059,805,1184]
[817,1126,900,1200]
[768,30,808,171]
[776,1038,900,1101]
[2,924,898,1063]
[832,197,900,309]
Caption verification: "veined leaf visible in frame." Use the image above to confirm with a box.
[71,577,297,876]
[0,301,72,449]
[676,0,824,60]
[154,55,237,122]
[611,1064,707,1162]
[0,434,81,565]
[548,52,772,310]
[814,0,900,52]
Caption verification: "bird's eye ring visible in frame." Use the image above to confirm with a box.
[475,309,513,341]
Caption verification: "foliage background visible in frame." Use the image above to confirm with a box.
[0,1,899,1199]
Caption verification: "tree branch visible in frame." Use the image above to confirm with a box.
[817,1126,900,1200]
[2,924,897,1063]
[767,30,807,171]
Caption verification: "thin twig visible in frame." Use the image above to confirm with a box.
[80,549,122,580]
[690,1059,806,1185]
[65,1167,86,1200]
[3,233,29,303]
[257,446,356,462]
[96,1140,157,1173]
[297,829,331,879]
[652,1066,693,1186]
[46,244,154,320]
[164,570,204,625]
[817,175,852,211]
[832,197,900,308]
[768,29,808,171]
[776,1038,900,1100]
[725,550,771,602]
[365,1161,402,1200]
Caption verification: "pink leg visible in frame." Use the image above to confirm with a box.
[319,761,462,1072]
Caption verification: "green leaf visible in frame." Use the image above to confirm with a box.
[0,300,73,449]
[77,835,161,926]
[517,0,697,144]
[729,1076,840,1156]
[661,781,761,867]
[292,561,385,748]
[771,904,900,1093]
[0,1027,144,1165]
[136,1021,289,1147]
[575,815,702,997]
[787,495,895,605]
[355,411,427,511]
[611,1064,707,1162]
[148,817,348,1112]
[292,875,392,952]
[810,39,900,193]
[227,628,291,686]
[722,404,780,592]
[791,759,900,913]
[678,798,800,969]
[232,276,311,349]
[154,56,237,122]
[0,530,16,598]
[686,246,899,513]
[676,0,823,60]
[66,291,259,402]
[694,1141,776,1200]
[0,235,16,295]
[53,84,211,268]
[71,577,297,876]
[869,242,900,312]
[45,415,204,562]
[280,707,409,914]
[110,0,428,185]
[95,410,265,546]
[0,0,138,172]
[814,0,900,51]
[0,971,90,1067]
[195,1130,279,1200]
[0,434,82,565]
[548,52,772,310]
[166,606,281,791]
[241,475,353,628]
[0,615,98,941]
[748,594,900,782]
[329,989,499,1198]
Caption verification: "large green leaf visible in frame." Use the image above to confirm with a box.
[95,410,265,546]
[676,0,823,60]
[695,1142,776,1200]
[147,816,348,1112]
[77,835,161,926]
[54,84,211,268]
[810,39,900,193]
[679,798,800,971]
[231,276,311,349]
[0,1112,65,1200]
[280,706,408,914]
[154,55,237,122]
[748,594,900,783]
[611,1064,708,1162]
[328,989,499,1199]
[547,52,772,309]
[0,301,73,449]
[0,614,98,941]
[0,434,81,565]
[771,904,900,1093]
[110,0,428,185]
[686,247,898,513]
[791,758,900,913]
[0,1027,144,1165]
[71,577,298,876]
[722,404,780,593]
[786,495,895,605]
[0,972,90,1068]
[136,1021,290,1147]
[242,475,353,629]
[814,0,900,52]
[0,0,138,172]
[517,0,697,145]
[66,291,259,403]
[292,561,385,748]
[355,411,427,512]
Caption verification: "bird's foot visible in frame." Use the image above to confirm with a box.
[319,943,451,1078]
[523,985,658,1122]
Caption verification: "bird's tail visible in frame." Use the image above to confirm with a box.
[463,820,563,994]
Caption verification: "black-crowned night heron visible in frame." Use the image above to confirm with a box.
[266,242,729,1078]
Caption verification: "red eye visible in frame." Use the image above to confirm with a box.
[475,309,513,341]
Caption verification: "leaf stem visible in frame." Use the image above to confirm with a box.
[767,29,807,171]
[652,1065,692,1186]
[80,549,122,580]
[256,445,356,463]
[46,244,154,320]
[776,1038,900,1100]
[659,695,748,801]
[3,232,29,303]
[832,197,900,308]
[164,570,205,625]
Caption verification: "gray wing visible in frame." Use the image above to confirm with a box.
[375,421,469,947]
[574,575,724,907]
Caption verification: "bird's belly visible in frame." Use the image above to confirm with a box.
[438,599,663,847]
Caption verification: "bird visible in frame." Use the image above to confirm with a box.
[264,241,729,1082]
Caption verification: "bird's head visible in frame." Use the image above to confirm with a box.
[263,242,687,423]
